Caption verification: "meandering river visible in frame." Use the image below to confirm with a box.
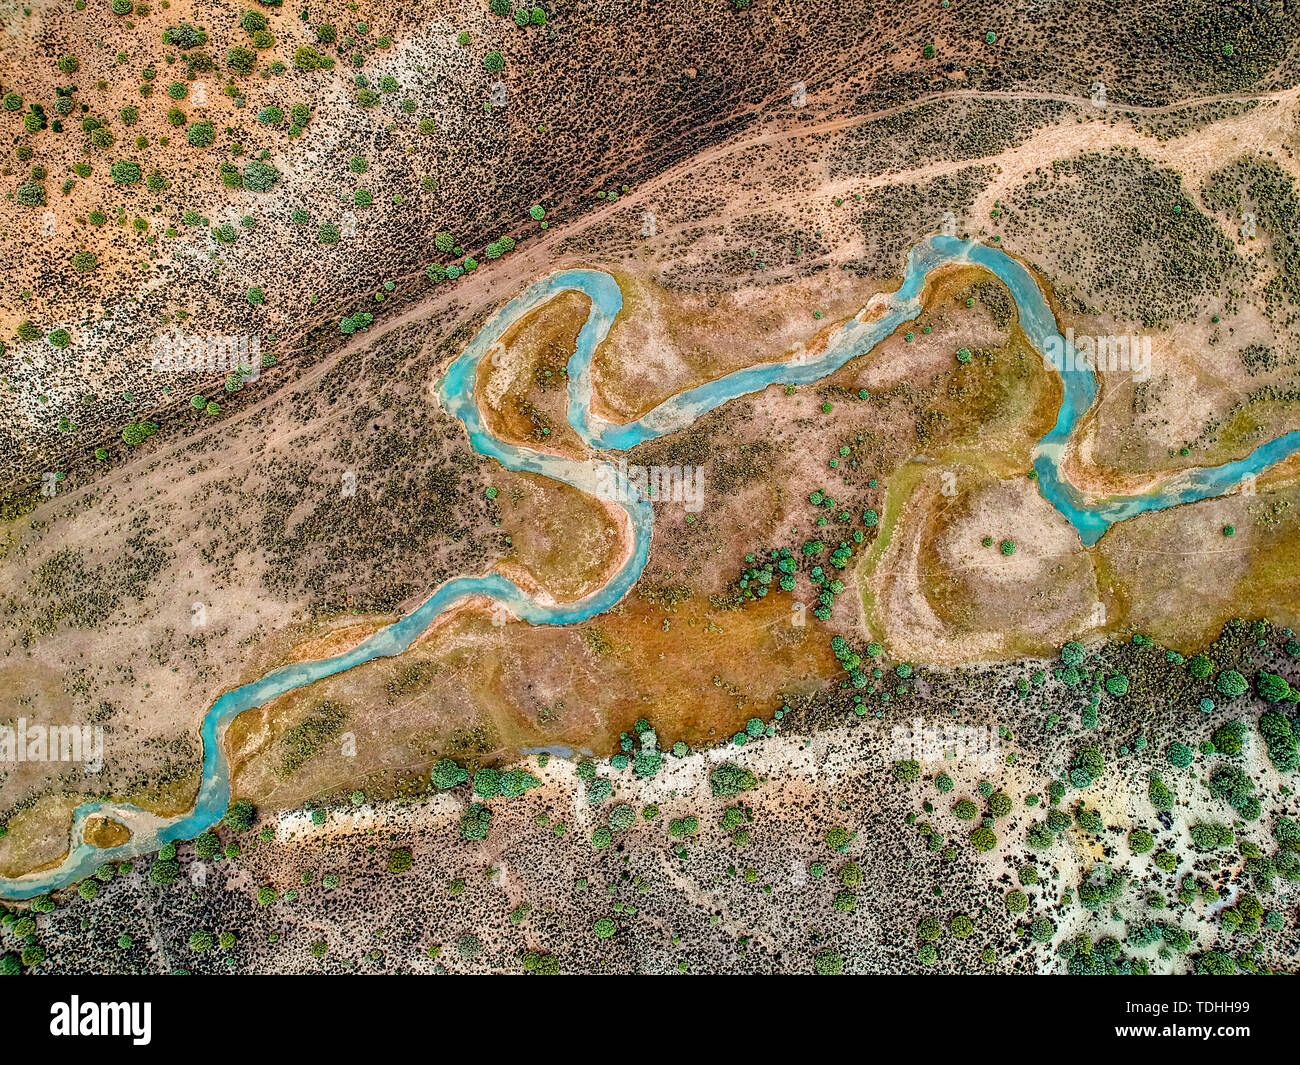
[4,235,1296,899]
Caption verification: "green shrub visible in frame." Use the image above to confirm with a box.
[15,182,46,207]
[1029,916,1055,942]
[892,759,919,782]
[459,802,491,840]
[162,23,207,49]
[1189,822,1233,850]
[293,45,324,71]
[1187,654,1213,678]
[110,159,142,185]
[1148,771,1173,811]
[1258,671,1298,702]
[149,859,180,884]
[242,160,280,191]
[1216,670,1248,698]
[1260,710,1299,771]
[227,46,255,73]
[709,763,757,797]
[1210,719,1246,756]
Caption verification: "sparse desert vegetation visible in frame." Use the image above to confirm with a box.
[1,0,1300,979]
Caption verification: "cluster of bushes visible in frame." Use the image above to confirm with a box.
[1207,764,1259,820]
[1189,822,1233,850]
[243,160,281,191]
[162,23,208,49]
[488,0,547,27]
[710,762,757,797]
[1077,864,1126,911]
[472,766,540,799]
[293,45,333,71]
[1259,709,1298,771]
[339,310,374,334]
[1068,745,1103,788]
[459,803,491,840]
[121,420,159,446]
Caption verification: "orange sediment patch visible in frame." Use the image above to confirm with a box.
[220,583,840,813]
[493,471,630,604]
[475,288,590,456]
[84,815,132,849]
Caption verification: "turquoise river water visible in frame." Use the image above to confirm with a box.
[3,235,1296,899]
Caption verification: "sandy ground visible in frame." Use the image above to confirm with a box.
[5,76,1300,877]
